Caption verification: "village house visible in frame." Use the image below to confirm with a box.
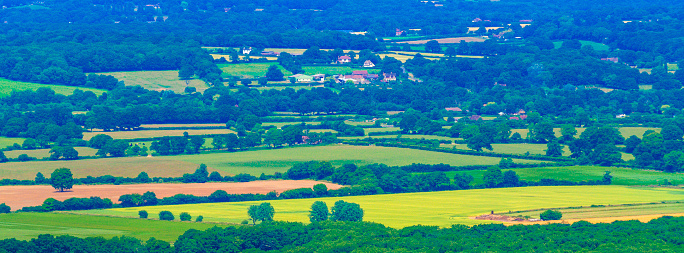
[601,57,619,63]
[261,51,279,56]
[312,74,326,82]
[338,55,351,64]
[445,107,462,112]
[469,115,482,121]
[395,28,404,36]
[382,72,397,82]
[242,47,252,55]
[363,60,375,68]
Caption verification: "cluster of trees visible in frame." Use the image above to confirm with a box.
[309,200,364,223]
[624,123,684,172]
[20,196,113,212]
[247,202,275,224]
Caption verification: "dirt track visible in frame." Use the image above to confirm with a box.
[0,180,343,209]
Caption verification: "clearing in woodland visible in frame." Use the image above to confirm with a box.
[75,185,684,227]
[96,71,209,93]
[0,180,343,210]
[0,78,106,97]
[82,129,237,140]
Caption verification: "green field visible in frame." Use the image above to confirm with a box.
[83,129,237,140]
[552,40,610,51]
[219,62,379,79]
[75,185,684,227]
[0,137,26,148]
[448,143,571,155]
[167,144,544,176]
[442,166,684,186]
[0,144,542,180]
[511,127,660,139]
[96,71,209,93]
[0,78,106,97]
[340,134,461,141]
[0,212,226,242]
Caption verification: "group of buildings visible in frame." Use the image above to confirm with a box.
[287,70,397,84]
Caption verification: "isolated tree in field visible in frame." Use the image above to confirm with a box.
[266,65,284,81]
[248,205,259,224]
[540,210,562,220]
[0,203,10,213]
[309,201,329,222]
[257,202,275,222]
[159,211,174,221]
[425,40,441,53]
[180,212,192,221]
[545,139,564,157]
[178,65,194,79]
[196,215,203,222]
[602,171,613,184]
[50,168,73,192]
[330,200,363,222]
[138,210,148,219]
[483,166,503,188]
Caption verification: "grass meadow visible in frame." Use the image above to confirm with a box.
[0,78,106,97]
[0,212,226,242]
[219,62,378,79]
[552,40,610,51]
[75,185,684,227]
[167,144,544,176]
[508,202,684,221]
[83,129,237,140]
[442,166,684,186]
[0,144,543,180]
[511,127,660,139]
[96,71,209,93]
[0,137,26,148]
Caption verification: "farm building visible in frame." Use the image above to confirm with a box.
[261,51,279,56]
[445,107,462,112]
[290,74,313,82]
[312,74,325,81]
[601,57,619,63]
[469,115,482,121]
[242,47,252,54]
[338,55,351,64]
[363,60,375,68]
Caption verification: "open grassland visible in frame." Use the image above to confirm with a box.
[140,123,226,129]
[167,144,544,176]
[0,137,26,147]
[0,144,542,180]
[340,134,461,141]
[97,71,209,93]
[83,129,237,140]
[4,147,98,159]
[363,127,401,134]
[668,63,679,71]
[0,213,225,242]
[552,40,610,51]
[0,78,105,97]
[0,180,342,210]
[262,122,321,129]
[76,186,684,227]
[511,127,660,139]
[219,62,377,78]
[446,143,571,155]
[442,166,684,186]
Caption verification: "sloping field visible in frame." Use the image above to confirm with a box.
[96,71,209,93]
[0,144,543,180]
[0,157,202,180]
[0,78,106,97]
[75,186,684,227]
[511,127,660,139]
[167,144,545,176]
[0,180,343,209]
[83,129,237,140]
[0,213,225,242]
[0,137,26,148]
[139,123,226,129]
[395,37,486,44]
[443,166,684,186]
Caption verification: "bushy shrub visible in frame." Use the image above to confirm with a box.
[138,210,148,219]
[180,212,192,221]
[159,211,174,221]
[196,215,203,222]
[540,210,562,220]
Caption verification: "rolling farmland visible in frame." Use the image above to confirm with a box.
[75,185,684,227]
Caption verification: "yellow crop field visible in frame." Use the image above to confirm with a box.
[75,186,684,227]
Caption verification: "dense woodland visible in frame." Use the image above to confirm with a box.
[3,217,684,252]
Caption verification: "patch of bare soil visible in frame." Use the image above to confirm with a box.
[0,180,343,209]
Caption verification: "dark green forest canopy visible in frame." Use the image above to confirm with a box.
[3,217,684,252]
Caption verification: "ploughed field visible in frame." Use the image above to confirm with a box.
[0,180,343,209]
[75,185,684,227]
